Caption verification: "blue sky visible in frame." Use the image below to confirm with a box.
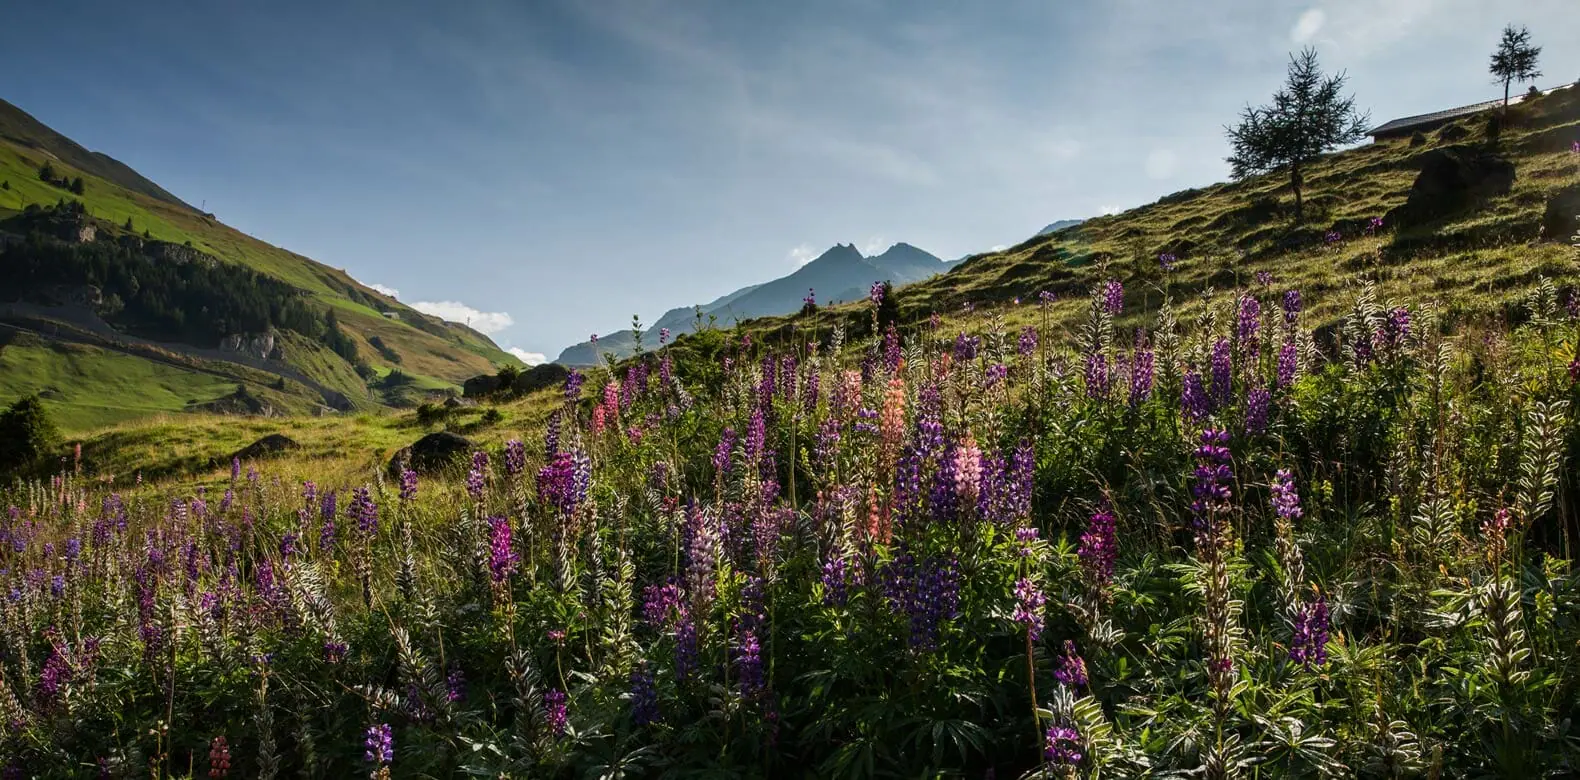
[5,1,1577,362]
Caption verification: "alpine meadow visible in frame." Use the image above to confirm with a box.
[3,8,1580,780]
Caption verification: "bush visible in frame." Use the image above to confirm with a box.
[0,395,59,475]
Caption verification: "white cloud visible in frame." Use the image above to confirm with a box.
[1144,149,1178,180]
[861,236,888,256]
[367,282,400,298]
[1099,204,1123,216]
[409,300,515,334]
[1291,9,1326,44]
[507,347,547,366]
[990,244,1008,252]
[788,244,816,266]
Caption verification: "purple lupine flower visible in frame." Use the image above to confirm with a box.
[1078,505,1118,588]
[398,469,417,502]
[1084,353,1111,400]
[744,408,768,467]
[953,333,980,362]
[544,689,568,737]
[642,581,683,626]
[324,640,348,664]
[1011,577,1047,640]
[882,548,962,651]
[1045,724,1084,766]
[734,629,765,700]
[882,325,902,373]
[1282,290,1302,327]
[1054,640,1088,688]
[279,533,298,562]
[1130,349,1154,406]
[985,362,1009,388]
[630,662,660,725]
[1209,338,1233,407]
[1158,253,1177,272]
[1244,385,1270,435]
[563,370,585,403]
[536,450,591,517]
[712,428,737,476]
[1007,441,1035,522]
[1039,290,1057,304]
[1018,326,1038,357]
[1190,429,1234,522]
[1366,216,1385,234]
[504,440,526,477]
[659,327,671,345]
[1324,229,1343,245]
[364,723,393,765]
[674,611,699,682]
[1101,279,1123,315]
[319,490,337,550]
[1379,306,1411,353]
[803,288,816,308]
[929,444,960,523]
[1255,270,1274,287]
[466,451,488,500]
[869,281,886,306]
[813,418,841,471]
[1181,370,1211,423]
[1275,341,1299,390]
[1289,596,1330,668]
[230,457,241,482]
[446,667,466,702]
[821,553,849,606]
[349,488,378,536]
[487,516,517,583]
[1270,469,1302,520]
[1236,296,1261,345]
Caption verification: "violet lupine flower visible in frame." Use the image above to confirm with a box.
[712,428,738,476]
[1379,306,1411,352]
[821,554,849,606]
[487,516,517,583]
[1101,279,1124,315]
[1275,341,1299,390]
[1084,353,1111,400]
[953,333,980,362]
[870,281,886,306]
[1181,370,1211,423]
[319,491,337,550]
[674,612,699,682]
[230,457,241,482]
[803,288,816,308]
[1190,429,1234,522]
[466,451,489,500]
[882,325,902,373]
[1367,216,1385,234]
[642,581,683,626]
[659,327,670,345]
[1255,270,1274,286]
[1045,724,1084,766]
[882,549,962,651]
[398,469,417,502]
[630,662,660,725]
[1245,385,1270,435]
[364,723,394,765]
[929,446,960,523]
[1078,505,1118,588]
[324,640,348,664]
[1282,290,1302,327]
[1018,326,1038,358]
[744,408,768,467]
[1007,441,1035,522]
[813,419,841,471]
[1324,229,1343,245]
[563,370,585,403]
[544,689,568,737]
[279,533,298,562]
[446,667,466,702]
[1209,338,1233,408]
[536,450,591,517]
[1159,253,1177,272]
[985,362,1009,387]
[349,488,378,536]
[1130,349,1155,406]
[1011,577,1047,640]
[1270,469,1302,520]
[734,629,766,700]
[1237,296,1261,345]
[503,440,526,477]
[1054,640,1088,688]
[1290,596,1330,668]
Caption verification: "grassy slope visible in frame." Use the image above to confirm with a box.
[0,109,523,425]
[745,87,1580,343]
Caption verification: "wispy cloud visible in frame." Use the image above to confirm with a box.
[788,244,816,266]
[860,236,888,256]
[507,347,546,366]
[366,282,400,298]
[409,300,514,334]
[1290,9,1326,44]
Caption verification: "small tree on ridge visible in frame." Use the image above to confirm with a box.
[1489,25,1542,112]
[1225,47,1369,224]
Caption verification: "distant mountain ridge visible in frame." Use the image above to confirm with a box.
[1036,219,1084,237]
[556,241,951,365]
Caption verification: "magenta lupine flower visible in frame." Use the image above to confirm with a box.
[1275,341,1299,390]
[1054,640,1088,688]
[1045,724,1084,766]
[1290,596,1330,668]
[503,440,525,477]
[536,450,590,517]
[1101,279,1123,315]
[1078,505,1118,587]
[1181,370,1211,423]
[1282,290,1302,327]
[1012,577,1047,641]
[364,723,393,765]
[1245,385,1270,435]
[487,516,517,583]
[1366,216,1384,234]
[1270,469,1302,520]
[1210,338,1233,407]
[1084,353,1110,400]
[398,469,417,502]
[544,689,568,737]
[954,438,983,505]
[1129,349,1154,405]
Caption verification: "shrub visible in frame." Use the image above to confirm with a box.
[0,395,59,474]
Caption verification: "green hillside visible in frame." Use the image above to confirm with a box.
[0,97,522,430]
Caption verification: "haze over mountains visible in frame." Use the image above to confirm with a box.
[555,241,957,365]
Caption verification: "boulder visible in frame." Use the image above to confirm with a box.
[227,433,299,464]
[1409,131,1427,148]
[1436,123,1471,143]
[513,363,571,395]
[462,374,500,398]
[1540,184,1580,243]
[1384,145,1515,229]
[389,431,475,476]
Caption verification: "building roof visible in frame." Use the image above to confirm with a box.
[1370,82,1575,137]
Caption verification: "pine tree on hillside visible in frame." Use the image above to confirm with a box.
[38,162,56,182]
[1225,48,1369,224]
[1490,25,1542,111]
[70,177,85,195]
[0,395,60,475]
